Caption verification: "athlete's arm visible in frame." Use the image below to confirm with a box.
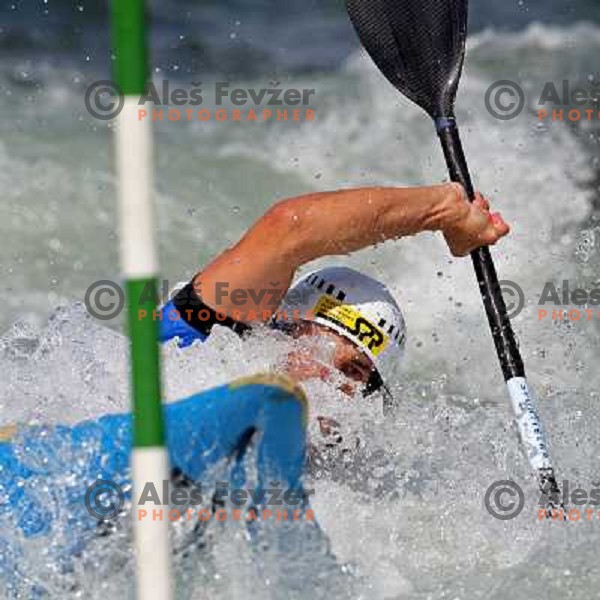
[193,183,509,322]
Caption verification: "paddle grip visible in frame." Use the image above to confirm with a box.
[436,120,524,381]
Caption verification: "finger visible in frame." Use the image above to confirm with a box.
[473,192,490,212]
[491,212,510,236]
[479,218,510,247]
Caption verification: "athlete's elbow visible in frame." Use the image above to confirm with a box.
[260,198,313,261]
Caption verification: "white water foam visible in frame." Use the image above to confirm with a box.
[1,22,600,600]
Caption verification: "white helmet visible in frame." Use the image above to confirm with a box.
[273,266,407,390]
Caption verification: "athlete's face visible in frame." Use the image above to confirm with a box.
[283,321,375,395]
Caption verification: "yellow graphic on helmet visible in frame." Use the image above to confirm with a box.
[313,295,389,356]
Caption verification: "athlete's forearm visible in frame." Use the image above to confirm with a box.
[193,184,465,321]
[275,183,464,263]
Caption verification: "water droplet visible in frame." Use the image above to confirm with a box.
[49,238,62,251]
[575,229,595,263]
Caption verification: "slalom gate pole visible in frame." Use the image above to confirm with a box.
[110,0,174,597]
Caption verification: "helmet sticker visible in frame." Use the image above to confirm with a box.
[312,295,389,356]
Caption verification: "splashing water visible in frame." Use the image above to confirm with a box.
[1,22,600,600]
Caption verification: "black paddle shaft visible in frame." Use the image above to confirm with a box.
[437,120,524,381]
[344,0,525,381]
[346,0,562,505]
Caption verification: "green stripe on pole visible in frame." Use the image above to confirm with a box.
[111,1,173,596]
[127,278,165,447]
[111,0,148,95]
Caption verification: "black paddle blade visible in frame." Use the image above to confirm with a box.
[346,0,468,119]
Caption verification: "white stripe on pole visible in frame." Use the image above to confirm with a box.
[132,447,173,600]
[116,98,158,279]
[506,377,553,471]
